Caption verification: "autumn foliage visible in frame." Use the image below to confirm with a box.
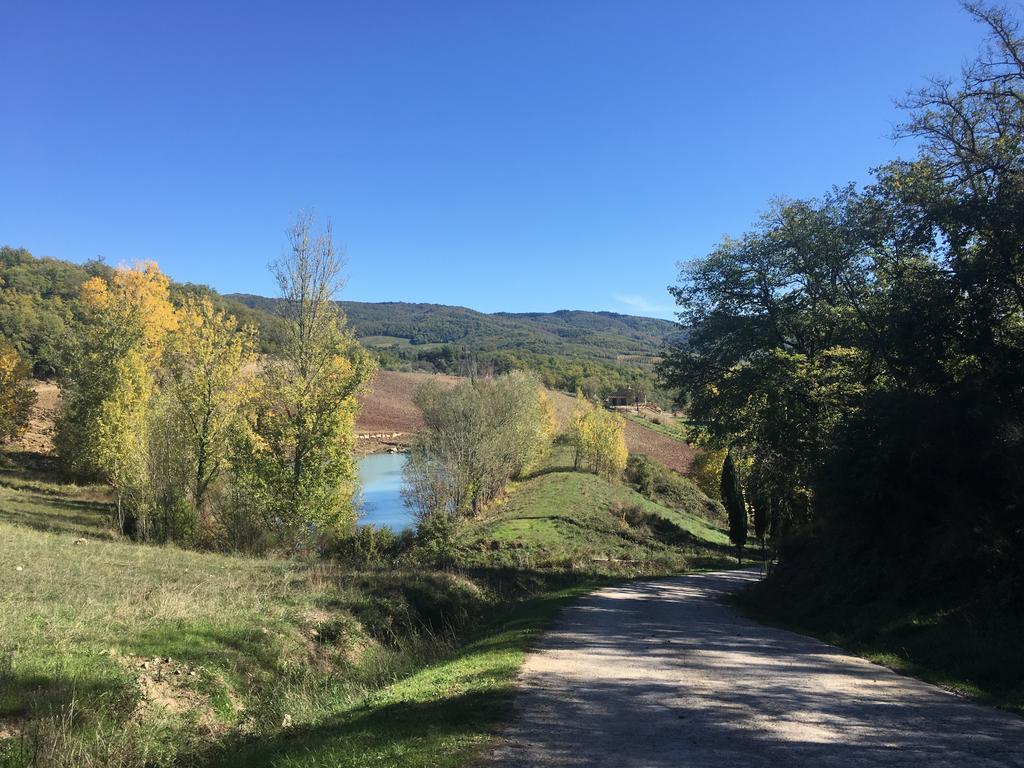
[0,340,35,442]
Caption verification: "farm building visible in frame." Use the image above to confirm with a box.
[605,388,646,408]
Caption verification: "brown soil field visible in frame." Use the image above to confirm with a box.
[548,390,695,475]
[356,370,459,435]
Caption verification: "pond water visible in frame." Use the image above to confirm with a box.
[356,452,414,531]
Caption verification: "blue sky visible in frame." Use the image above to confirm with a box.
[1,1,982,318]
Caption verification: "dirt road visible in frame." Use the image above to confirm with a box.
[490,569,1024,767]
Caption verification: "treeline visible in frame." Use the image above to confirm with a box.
[663,2,1023,646]
[0,246,289,377]
[8,216,375,551]
[335,301,678,356]
[378,342,668,404]
[229,293,679,403]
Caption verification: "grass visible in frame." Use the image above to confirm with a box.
[358,336,444,351]
[620,411,688,441]
[0,499,607,768]
[0,444,732,767]
[454,448,731,573]
[0,479,115,540]
[209,583,594,768]
[0,488,533,768]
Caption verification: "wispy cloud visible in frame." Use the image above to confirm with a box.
[614,294,676,318]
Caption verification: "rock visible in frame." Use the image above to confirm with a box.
[15,566,23,572]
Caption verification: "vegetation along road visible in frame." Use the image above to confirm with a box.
[489,569,1024,767]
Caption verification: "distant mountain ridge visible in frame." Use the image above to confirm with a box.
[226,295,682,363]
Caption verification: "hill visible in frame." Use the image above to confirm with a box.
[0,247,290,376]
[1,247,680,401]
[227,295,680,364]
[227,296,681,400]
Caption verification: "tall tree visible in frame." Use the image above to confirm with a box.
[406,371,556,526]
[568,396,629,480]
[56,262,177,537]
[721,448,747,564]
[235,215,376,540]
[162,297,257,522]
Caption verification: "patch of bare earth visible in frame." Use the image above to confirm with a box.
[14,381,59,455]
[355,370,459,451]
[108,651,233,736]
[548,390,695,474]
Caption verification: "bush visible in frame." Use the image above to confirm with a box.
[329,524,416,567]
[626,454,724,523]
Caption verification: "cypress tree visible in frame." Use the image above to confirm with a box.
[720,448,747,564]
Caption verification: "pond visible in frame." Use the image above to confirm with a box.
[355,452,414,531]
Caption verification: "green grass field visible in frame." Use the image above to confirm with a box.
[357,335,445,351]
[0,445,729,767]
[457,470,730,573]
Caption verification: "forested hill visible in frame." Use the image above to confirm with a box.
[0,248,680,398]
[227,295,681,363]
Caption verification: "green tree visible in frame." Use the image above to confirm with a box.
[234,215,376,542]
[721,448,747,564]
[161,297,257,528]
[405,371,555,531]
[0,340,36,442]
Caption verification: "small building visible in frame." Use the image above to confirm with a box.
[605,389,645,408]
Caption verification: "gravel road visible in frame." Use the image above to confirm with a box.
[489,568,1024,767]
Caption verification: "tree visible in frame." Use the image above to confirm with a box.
[161,297,257,526]
[568,394,629,479]
[234,215,376,541]
[405,371,556,533]
[721,448,747,564]
[0,340,36,442]
[56,262,177,537]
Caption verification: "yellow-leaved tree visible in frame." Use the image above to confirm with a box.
[568,391,629,479]
[0,340,36,443]
[155,296,257,537]
[56,262,176,537]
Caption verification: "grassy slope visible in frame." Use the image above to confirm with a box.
[2,508,557,768]
[0,446,730,768]
[457,470,729,573]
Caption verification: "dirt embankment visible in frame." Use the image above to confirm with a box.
[15,381,59,455]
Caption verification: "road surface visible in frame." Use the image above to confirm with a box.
[489,569,1024,767]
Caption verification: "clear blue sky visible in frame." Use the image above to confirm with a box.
[1,1,982,318]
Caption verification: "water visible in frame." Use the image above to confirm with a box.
[356,452,414,531]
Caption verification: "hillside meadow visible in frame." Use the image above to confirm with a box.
[0,434,733,767]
